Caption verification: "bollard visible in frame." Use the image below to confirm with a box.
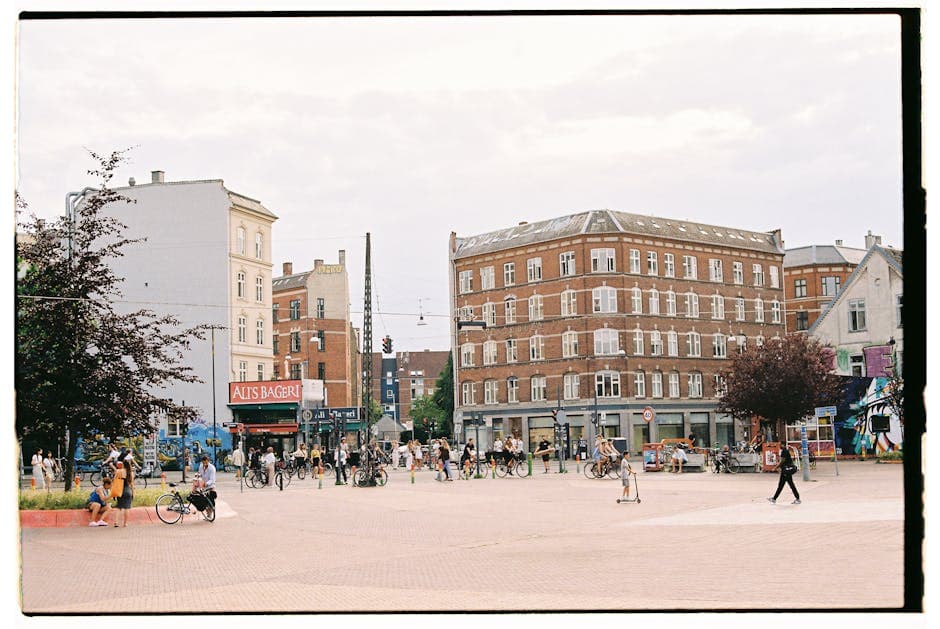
[318,468,323,490]
[576,454,580,474]
[491,458,496,479]
[411,463,415,484]
[30,477,35,489]
[161,472,167,491]
[435,462,442,482]
[527,452,533,477]
[75,475,81,491]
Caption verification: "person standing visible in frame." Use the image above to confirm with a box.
[493,435,504,466]
[42,451,55,490]
[414,439,424,470]
[390,440,400,470]
[309,443,322,475]
[537,437,552,473]
[334,442,348,484]
[619,455,635,501]
[232,445,245,478]
[292,443,308,473]
[116,461,135,527]
[30,448,46,490]
[262,447,276,486]
[439,438,453,481]
[110,461,127,527]
[768,447,801,504]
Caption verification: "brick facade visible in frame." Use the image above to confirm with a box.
[370,350,450,424]
[450,210,786,454]
[782,241,868,333]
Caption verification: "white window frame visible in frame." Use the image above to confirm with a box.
[507,377,519,403]
[629,249,641,274]
[896,294,903,327]
[732,261,744,285]
[237,271,246,299]
[631,287,643,314]
[754,298,765,323]
[528,295,544,321]
[484,380,498,405]
[665,291,677,316]
[688,373,703,398]
[237,316,247,343]
[458,306,474,321]
[685,292,699,318]
[529,335,545,361]
[848,299,867,331]
[504,298,517,324]
[735,297,746,321]
[482,341,498,366]
[682,255,698,279]
[634,372,646,398]
[709,258,723,283]
[531,375,547,401]
[504,262,515,286]
[771,299,782,324]
[668,372,680,398]
[769,265,780,289]
[591,248,616,272]
[667,330,679,357]
[648,288,660,315]
[482,302,496,327]
[505,339,518,363]
[561,289,577,316]
[238,360,247,382]
[236,227,245,255]
[257,363,264,381]
[256,319,264,345]
[559,251,576,276]
[713,333,727,358]
[480,266,495,290]
[651,371,663,398]
[527,257,543,282]
[592,286,618,313]
[647,251,659,275]
[562,331,579,358]
[633,329,644,355]
[650,330,663,356]
[711,294,725,319]
[664,253,675,277]
[595,371,621,398]
[459,270,473,294]
[461,342,475,367]
[752,263,764,287]
[462,382,476,406]
[714,375,727,398]
[563,373,580,400]
[256,276,264,303]
[687,331,702,357]
[593,328,620,355]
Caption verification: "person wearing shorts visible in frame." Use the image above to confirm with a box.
[86,478,113,526]
[620,456,634,500]
[538,438,552,473]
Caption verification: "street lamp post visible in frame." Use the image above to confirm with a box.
[207,325,227,468]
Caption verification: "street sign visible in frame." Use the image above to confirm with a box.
[301,409,313,421]
[142,434,158,470]
[642,406,656,423]
[815,406,838,418]
[554,410,567,424]
[221,422,239,428]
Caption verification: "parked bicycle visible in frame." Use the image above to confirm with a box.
[154,482,216,524]
[245,467,269,488]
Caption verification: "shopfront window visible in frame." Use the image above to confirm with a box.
[715,414,734,447]
[655,413,683,441]
[632,415,650,455]
[785,418,834,455]
[689,412,709,448]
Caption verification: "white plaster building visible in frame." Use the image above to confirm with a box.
[808,243,903,377]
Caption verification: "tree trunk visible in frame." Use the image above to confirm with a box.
[63,427,79,492]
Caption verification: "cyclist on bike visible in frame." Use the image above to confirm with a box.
[716,444,732,473]
[291,443,308,473]
[598,439,619,474]
[193,454,217,503]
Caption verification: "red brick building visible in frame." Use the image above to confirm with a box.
[782,235,871,333]
[370,350,450,426]
[271,252,360,409]
[450,209,787,455]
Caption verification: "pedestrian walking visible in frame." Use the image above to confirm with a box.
[768,447,801,504]
[30,448,45,490]
[262,447,276,486]
[42,451,55,490]
[391,440,400,470]
[439,438,453,481]
[334,443,348,484]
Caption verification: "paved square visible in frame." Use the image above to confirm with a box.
[20,461,905,613]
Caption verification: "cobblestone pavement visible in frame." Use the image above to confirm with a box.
[20,461,906,614]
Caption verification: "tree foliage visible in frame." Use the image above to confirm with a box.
[716,334,845,425]
[430,352,454,437]
[16,149,206,490]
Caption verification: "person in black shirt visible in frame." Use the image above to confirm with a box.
[537,437,552,473]
[461,438,475,477]
[768,447,801,504]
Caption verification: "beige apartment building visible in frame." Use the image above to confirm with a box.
[449,209,787,455]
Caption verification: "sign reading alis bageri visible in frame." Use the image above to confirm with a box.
[229,380,303,404]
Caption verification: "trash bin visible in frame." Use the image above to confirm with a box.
[762,442,781,472]
[642,443,664,471]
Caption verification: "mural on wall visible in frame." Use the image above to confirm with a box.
[840,376,903,455]
[75,419,234,470]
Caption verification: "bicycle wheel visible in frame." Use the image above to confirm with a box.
[155,493,184,524]
[495,463,509,478]
[354,469,368,487]
[515,461,530,478]
[583,461,596,479]
[321,463,333,476]
[89,471,101,487]
[376,469,388,486]
[201,502,216,522]
[728,458,739,474]
[607,462,622,479]
[296,465,306,480]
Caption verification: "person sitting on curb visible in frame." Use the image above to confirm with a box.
[86,478,113,526]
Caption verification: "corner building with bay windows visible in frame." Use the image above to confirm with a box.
[449,209,786,455]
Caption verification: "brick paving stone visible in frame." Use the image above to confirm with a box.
[20,461,908,613]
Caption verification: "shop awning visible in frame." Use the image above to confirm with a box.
[229,423,299,434]
[227,403,298,411]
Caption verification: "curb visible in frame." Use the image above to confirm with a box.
[19,505,161,528]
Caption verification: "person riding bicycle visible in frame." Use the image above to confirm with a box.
[715,444,732,473]
[461,438,476,471]
[291,443,308,472]
[598,439,619,473]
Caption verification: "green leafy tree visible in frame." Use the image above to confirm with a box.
[716,334,845,436]
[409,395,444,441]
[431,353,454,438]
[16,149,206,490]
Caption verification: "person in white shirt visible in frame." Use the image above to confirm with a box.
[414,439,424,470]
[231,446,245,478]
[262,447,276,486]
[334,442,348,484]
[30,448,45,489]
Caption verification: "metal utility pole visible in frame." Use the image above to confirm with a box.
[362,233,374,444]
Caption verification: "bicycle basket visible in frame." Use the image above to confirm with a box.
[189,491,211,511]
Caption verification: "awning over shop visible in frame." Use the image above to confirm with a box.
[228,423,299,434]
[228,403,298,411]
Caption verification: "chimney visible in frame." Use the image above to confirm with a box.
[519,221,528,225]
[151,170,165,184]
[314,259,324,270]
[128,177,136,186]
[282,262,293,276]
[338,250,345,266]
[835,239,843,246]
[864,230,882,249]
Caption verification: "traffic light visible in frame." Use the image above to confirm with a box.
[382,336,392,353]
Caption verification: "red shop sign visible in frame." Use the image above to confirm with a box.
[229,380,302,404]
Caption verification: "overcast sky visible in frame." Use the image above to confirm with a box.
[15,11,905,353]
